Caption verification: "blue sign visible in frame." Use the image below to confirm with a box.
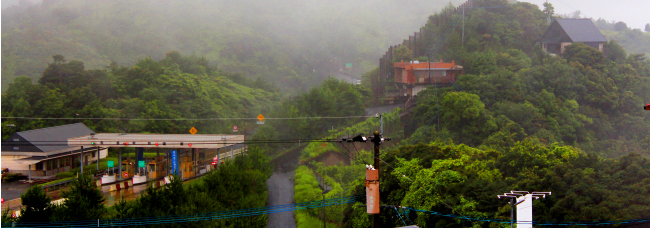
[171,150,178,176]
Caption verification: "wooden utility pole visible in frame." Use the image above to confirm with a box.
[371,131,382,228]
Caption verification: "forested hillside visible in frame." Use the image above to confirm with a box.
[333,0,650,226]
[594,19,650,58]
[1,52,280,139]
[1,0,466,92]
[342,141,650,227]
[386,0,650,158]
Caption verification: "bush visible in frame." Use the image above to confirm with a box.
[2,173,25,182]
[18,185,53,223]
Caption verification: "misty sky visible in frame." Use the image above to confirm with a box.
[520,0,649,30]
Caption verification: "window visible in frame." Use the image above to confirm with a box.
[13,147,19,150]
[13,138,19,141]
[92,152,96,158]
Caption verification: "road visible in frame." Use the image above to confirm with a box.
[266,169,296,228]
[266,149,300,228]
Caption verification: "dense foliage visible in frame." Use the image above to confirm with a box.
[251,77,371,156]
[336,0,650,227]
[107,148,271,227]
[342,140,650,227]
[405,0,650,158]
[1,52,281,140]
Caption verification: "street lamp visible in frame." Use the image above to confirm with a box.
[498,191,551,228]
[497,191,525,228]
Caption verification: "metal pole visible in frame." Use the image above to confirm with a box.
[380,114,384,137]
[28,164,31,182]
[118,148,122,179]
[510,198,514,228]
[323,193,326,228]
[372,131,381,228]
[96,147,100,171]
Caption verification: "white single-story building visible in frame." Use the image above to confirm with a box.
[1,123,107,179]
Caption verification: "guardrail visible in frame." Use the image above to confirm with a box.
[39,179,74,191]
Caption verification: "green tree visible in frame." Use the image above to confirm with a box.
[543,2,554,16]
[55,175,105,221]
[613,21,628,31]
[604,40,627,63]
[392,45,413,63]
[18,186,53,223]
[563,42,608,68]
[440,92,497,145]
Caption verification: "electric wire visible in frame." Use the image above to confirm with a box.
[3,195,364,228]
[405,207,650,226]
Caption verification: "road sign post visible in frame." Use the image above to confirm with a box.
[257,114,265,124]
[171,150,178,176]
[189,127,197,135]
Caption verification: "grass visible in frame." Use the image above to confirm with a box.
[295,210,322,227]
[37,177,75,187]
[55,157,119,179]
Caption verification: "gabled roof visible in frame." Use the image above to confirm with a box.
[555,19,606,42]
[13,123,94,152]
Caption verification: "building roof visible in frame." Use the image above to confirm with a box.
[68,133,244,149]
[555,19,606,42]
[12,123,94,152]
[394,60,461,70]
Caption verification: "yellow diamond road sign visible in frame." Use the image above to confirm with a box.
[257,114,265,121]
[189,127,197,135]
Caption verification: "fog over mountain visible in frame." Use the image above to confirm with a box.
[1,0,465,92]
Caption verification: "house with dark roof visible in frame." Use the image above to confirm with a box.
[1,123,107,179]
[540,19,607,55]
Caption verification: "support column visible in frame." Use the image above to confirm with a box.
[80,146,84,176]
[96,147,100,171]
[118,148,122,179]
[28,164,31,182]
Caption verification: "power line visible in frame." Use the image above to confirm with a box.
[404,207,650,226]
[3,195,364,228]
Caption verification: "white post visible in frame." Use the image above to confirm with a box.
[517,194,534,228]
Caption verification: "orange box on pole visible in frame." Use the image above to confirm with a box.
[365,169,380,214]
